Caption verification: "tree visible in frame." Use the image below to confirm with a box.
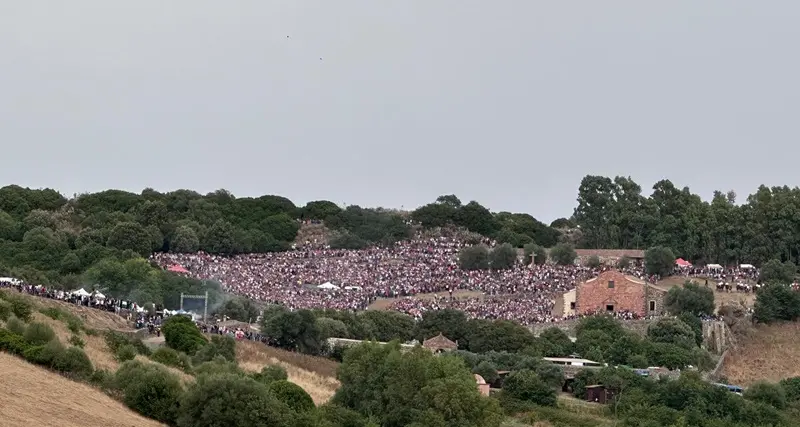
[114,360,183,424]
[549,243,577,266]
[664,281,715,316]
[523,243,547,265]
[753,284,800,323]
[162,315,207,354]
[415,309,469,347]
[202,219,238,254]
[171,226,200,253]
[585,255,601,269]
[645,246,676,276]
[759,259,796,285]
[269,380,315,413]
[106,222,152,257]
[177,374,295,427]
[261,309,323,355]
[489,243,517,270]
[647,318,697,350]
[744,381,787,409]
[502,369,557,406]
[458,245,490,270]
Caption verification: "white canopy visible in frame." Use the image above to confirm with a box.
[93,292,106,299]
[317,282,340,290]
[740,264,755,269]
[72,288,91,297]
[707,264,723,270]
[344,285,362,291]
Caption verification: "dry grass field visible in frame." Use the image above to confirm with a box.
[236,339,341,404]
[0,352,166,427]
[720,322,800,386]
[368,289,484,310]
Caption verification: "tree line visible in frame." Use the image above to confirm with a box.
[570,175,800,266]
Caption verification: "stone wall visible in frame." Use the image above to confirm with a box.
[576,271,648,317]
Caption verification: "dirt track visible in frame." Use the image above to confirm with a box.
[0,353,165,427]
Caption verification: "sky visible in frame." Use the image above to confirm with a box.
[1,1,799,223]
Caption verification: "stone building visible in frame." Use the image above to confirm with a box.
[573,249,645,265]
[422,333,458,354]
[574,270,666,317]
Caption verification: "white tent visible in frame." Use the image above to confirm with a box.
[93,292,106,300]
[72,288,91,297]
[740,264,755,269]
[317,282,340,290]
[707,264,723,270]
[344,286,362,291]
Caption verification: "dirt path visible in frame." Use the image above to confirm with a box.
[368,290,484,310]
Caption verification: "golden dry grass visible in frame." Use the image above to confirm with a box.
[0,352,165,427]
[236,340,340,404]
[368,289,484,310]
[721,322,800,386]
[28,295,133,331]
[31,311,121,371]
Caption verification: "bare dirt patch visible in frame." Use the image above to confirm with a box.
[236,340,340,404]
[721,322,800,386]
[0,352,165,427]
[368,289,484,310]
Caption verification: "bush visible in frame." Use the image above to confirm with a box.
[252,364,288,385]
[23,339,65,367]
[162,315,207,355]
[744,381,787,409]
[66,318,83,334]
[39,307,66,321]
[502,369,557,407]
[23,322,56,346]
[269,380,315,413]
[0,300,12,321]
[779,377,800,403]
[194,356,245,377]
[151,347,193,372]
[68,335,85,348]
[0,328,29,355]
[193,335,236,365]
[116,344,137,362]
[177,374,295,427]
[104,331,151,356]
[114,360,184,424]
[53,347,93,378]
[89,369,115,390]
[7,295,33,322]
[6,316,27,336]
[549,243,577,266]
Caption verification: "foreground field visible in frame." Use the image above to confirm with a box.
[0,352,165,427]
[721,322,800,386]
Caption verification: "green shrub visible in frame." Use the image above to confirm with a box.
[39,307,65,320]
[177,373,294,427]
[66,318,83,334]
[115,344,137,362]
[23,322,56,346]
[53,347,93,378]
[104,330,150,356]
[114,360,184,424]
[36,339,67,367]
[89,369,115,390]
[68,335,85,348]
[162,315,207,355]
[269,380,315,413]
[193,335,236,364]
[0,300,12,321]
[194,356,245,377]
[22,345,46,364]
[0,328,30,355]
[7,296,33,322]
[744,381,787,409]
[6,316,27,336]
[502,369,557,407]
[252,364,288,385]
[150,347,193,372]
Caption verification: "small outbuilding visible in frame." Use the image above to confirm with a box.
[422,333,458,354]
[585,385,613,404]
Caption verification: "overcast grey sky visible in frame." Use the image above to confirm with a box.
[1,1,798,222]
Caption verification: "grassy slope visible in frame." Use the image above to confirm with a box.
[0,352,165,427]
[721,322,800,386]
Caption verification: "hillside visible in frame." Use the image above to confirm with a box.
[721,322,800,386]
[0,352,165,427]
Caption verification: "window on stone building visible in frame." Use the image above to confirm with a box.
[608,280,615,289]
[570,302,576,310]
[649,300,656,311]
[606,304,614,312]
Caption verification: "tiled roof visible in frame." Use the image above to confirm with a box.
[422,333,458,350]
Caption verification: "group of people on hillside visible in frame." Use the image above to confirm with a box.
[0,280,138,314]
